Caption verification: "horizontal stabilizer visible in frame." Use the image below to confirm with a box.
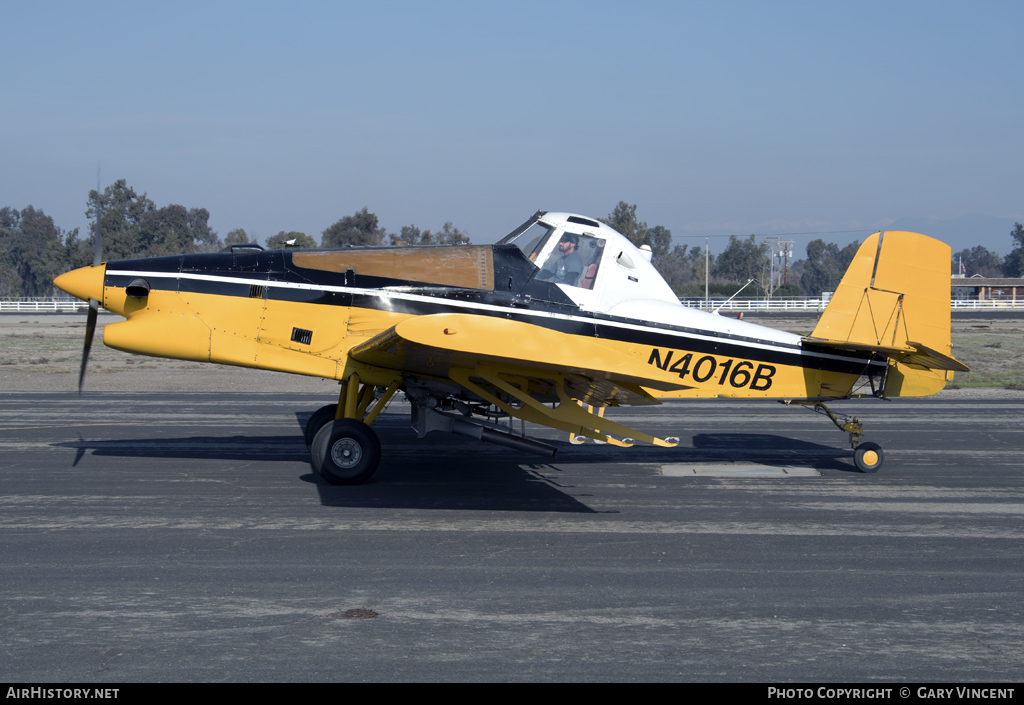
[803,337,969,372]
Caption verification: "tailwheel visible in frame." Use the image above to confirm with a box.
[311,419,381,485]
[854,442,884,473]
[305,404,339,450]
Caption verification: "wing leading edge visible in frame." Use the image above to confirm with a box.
[349,313,691,408]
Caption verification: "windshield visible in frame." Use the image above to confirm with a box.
[500,221,556,262]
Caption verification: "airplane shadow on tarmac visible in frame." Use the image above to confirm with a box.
[53,427,858,513]
[53,431,602,513]
[518,432,860,474]
[690,433,860,473]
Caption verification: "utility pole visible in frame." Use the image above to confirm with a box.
[784,243,791,287]
[781,240,793,290]
[764,236,779,302]
[762,237,794,301]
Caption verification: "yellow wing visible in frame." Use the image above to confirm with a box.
[349,313,690,407]
[349,313,684,447]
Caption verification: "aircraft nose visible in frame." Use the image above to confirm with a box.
[54,264,105,303]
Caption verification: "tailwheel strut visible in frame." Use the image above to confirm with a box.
[795,401,884,474]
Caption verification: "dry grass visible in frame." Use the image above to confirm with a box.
[946,334,1024,388]
[0,315,336,393]
[747,315,1024,390]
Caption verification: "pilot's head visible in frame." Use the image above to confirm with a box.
[558,233,579,253]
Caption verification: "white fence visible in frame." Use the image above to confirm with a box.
[680,298,829,312]
[0,298,91,313]
[950,299,1020,310]
[1,296,1018,314]
[681,297,1019,312]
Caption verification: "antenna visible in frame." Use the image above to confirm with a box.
[712,279,754,315]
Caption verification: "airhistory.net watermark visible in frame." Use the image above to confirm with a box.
[6,689,118,700]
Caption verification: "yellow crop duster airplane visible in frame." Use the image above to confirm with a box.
[55,211,967,484]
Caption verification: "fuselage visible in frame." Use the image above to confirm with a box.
[57,211,886,403]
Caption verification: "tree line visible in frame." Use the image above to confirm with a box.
[604,203,1024,296]
[3,180,1022,297]
[0,181,472,297]
[952,226,1024,279]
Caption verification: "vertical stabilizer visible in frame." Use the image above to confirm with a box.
[809,231,962,396]
[812,231,952,353]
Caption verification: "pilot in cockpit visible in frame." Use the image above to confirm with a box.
[536,233,583,286]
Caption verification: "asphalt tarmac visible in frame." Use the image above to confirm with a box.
[1,392,1022,682]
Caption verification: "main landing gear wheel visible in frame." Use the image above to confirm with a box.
[854,442,884,473]
[305,404,338,450]
[311,419,381,485]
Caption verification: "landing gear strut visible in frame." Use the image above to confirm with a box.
[306,376,399,485]
[793,401,885,473]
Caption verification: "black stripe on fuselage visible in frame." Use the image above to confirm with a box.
[104,258,881,376]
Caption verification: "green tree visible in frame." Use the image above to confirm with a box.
[85,179,156,261]
[655,244,690,289]
[0,206,81,297]
[645,224,672,262]
[0,207,23,296]
[224,229,252,246]
[601,202,645,244]
[389,225,430,246]
[433,221,471,245]
[599,202,671,261]
[688,245,714,285]
[322,207,385,247]
[388,222,472,246]
[1002,223,1024,277]
[800,239,860,295]
[139,204,220,256]
[714,235,770,289]
[85,180,220,259]
[266,231,318,249]
[952,246,1003,278]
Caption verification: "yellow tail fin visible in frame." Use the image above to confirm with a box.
[808,231,967,397]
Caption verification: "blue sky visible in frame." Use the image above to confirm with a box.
[3,1,1022,255]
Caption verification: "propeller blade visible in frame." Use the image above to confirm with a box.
[81,176,103,393]
[78,298,98,394]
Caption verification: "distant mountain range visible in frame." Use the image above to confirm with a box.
[880,214,1022,255]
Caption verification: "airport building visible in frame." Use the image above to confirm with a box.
[951,275,1024,303]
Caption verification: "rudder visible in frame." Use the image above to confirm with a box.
[809,231,966,397]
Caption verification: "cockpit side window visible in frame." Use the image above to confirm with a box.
[535,232,605,289]
[575,234,605,289]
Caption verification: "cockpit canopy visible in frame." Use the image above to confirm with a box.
[498,211,678,312]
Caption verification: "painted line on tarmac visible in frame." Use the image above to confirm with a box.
[1,515,1022,539]
[662,463,821,476]
[0,419,296,431]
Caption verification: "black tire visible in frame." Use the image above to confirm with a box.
[854,442,884,473]
[311,419,381,485]
[305,404,338,451]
